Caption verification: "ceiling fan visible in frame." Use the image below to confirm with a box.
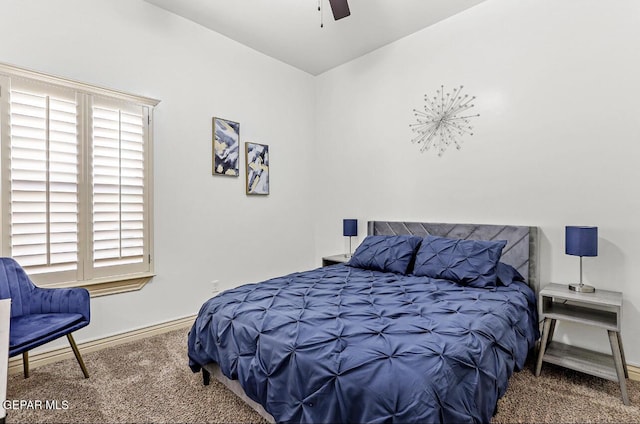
[318,0,350,27]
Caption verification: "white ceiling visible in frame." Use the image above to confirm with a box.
[144,0,487,75]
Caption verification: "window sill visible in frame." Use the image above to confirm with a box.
[44,273,156,297]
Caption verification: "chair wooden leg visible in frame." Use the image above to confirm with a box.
[22,351,29,378]
[66,334,89,378]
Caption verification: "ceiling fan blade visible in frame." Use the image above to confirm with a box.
[328,0,350,20]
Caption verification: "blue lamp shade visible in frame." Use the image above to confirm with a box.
[565,226,598,257]
[343,219,358,237]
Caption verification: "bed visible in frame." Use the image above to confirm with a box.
[188,221,540,423]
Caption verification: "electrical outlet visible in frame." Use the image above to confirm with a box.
[210,280,220,294]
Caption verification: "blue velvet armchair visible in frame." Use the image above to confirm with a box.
[0,257,90,378]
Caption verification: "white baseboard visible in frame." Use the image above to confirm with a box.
[8,315,196,375]
[628,364,640,382]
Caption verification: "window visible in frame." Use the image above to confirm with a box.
[0,63,158,295]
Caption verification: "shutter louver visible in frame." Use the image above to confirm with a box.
[92,103,145,268]
[9,89,79,274]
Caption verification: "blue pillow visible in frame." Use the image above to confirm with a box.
[347,235,422,274]
[413,235,507,288]
[496,262,525,286]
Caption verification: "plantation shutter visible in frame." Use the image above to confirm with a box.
[90,98,148,276]
[1,63,157,291]
[8,82,79,279]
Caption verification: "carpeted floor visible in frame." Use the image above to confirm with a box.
[5,328,640,423]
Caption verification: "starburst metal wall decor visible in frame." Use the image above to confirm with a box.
[410,85,480,156]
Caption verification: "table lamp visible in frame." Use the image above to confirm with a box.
[343,219,357,258]
[565,226,598,293]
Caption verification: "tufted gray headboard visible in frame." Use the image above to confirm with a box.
[368,221,539,293]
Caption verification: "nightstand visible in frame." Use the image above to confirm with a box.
[322,254,350,267]
[535,283,629,405]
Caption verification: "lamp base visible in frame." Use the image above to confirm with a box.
[569,283,595,293]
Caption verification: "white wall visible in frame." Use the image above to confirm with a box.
[2,0,640,368]
[0,0,317,342]
[314,0,640,365]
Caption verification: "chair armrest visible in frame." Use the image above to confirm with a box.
[29,287,90,322]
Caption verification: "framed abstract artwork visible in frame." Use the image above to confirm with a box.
[212,117,240,176]
[245,142,269,195]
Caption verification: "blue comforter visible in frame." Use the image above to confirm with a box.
[188,264,538,423]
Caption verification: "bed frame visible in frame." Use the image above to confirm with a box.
[201,220,539,423]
